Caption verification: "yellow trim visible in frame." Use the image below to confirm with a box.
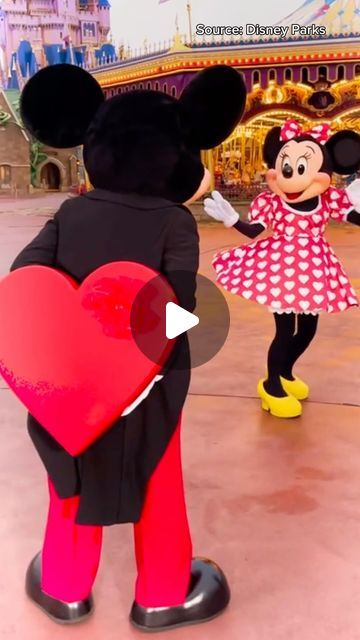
[334,105,360,119]
[245,109,322,125]
[91,40,360,88]
[85,170,93,191]
[94,61,360,88]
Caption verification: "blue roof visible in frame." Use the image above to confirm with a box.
[78,0,110,7]
[17,40,38,77]
[7,54,19,90]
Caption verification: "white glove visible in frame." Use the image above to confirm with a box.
[345,179,360,213]
[204,190,239,227]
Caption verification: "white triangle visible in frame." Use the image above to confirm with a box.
[166,302,199,339]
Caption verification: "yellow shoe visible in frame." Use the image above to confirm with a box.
[257,379,302,418]
[280,376,309,400]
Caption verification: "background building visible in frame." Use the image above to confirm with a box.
[0,0,113,195]
[1,0,360,198]
[90,0,360,200]
[0,88,29,192]
[0,0,112,90]
[0,84,83,195]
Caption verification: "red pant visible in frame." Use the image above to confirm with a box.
[41,419,192,607]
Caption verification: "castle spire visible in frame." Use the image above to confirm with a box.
[0,45,6,88]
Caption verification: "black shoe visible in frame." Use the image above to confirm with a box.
[25,552,94,624]
[129,557,230,632]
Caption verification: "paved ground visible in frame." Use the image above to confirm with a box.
[0,197,359,640]
[0,192,72,216]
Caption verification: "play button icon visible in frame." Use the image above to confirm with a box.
[166,302,199,339]
[131,270,230,370]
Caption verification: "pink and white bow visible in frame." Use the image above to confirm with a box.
[280,119,331,145]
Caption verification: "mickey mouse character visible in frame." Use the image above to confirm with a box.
[205,119,360,418]
[10,63,246,630]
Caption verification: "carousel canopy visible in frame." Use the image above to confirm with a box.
[279,0,360,35]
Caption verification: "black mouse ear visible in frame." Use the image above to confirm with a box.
[20,64,105,148]
[263,126,282,167]
[326,130,360,174]
[178,65,246,149]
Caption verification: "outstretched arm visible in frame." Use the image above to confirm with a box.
[204,191,265,239]
[232,217,266,239]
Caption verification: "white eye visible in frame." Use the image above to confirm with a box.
[296,156,308,175]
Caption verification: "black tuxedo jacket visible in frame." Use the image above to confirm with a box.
[10,189,199,525]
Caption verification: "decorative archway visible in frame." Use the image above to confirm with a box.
[40,163,60,190]
[36,157,66,190]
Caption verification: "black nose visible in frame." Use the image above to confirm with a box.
[282,165,293,179]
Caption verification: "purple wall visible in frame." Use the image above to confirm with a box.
[102,61,358,99]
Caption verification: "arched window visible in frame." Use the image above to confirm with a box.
[252,70,260,85]
[163,82,168,93]
[319,65,327,81]
[132,84,136,90]
[171,86,177,97]
[155,81,159,90]
[269,69,276,82]
[147,81,151,89]
[0,164,11,188]
[355,64,360,76]
[301,67,309,83]
[285,68,292,81]
[139,83,143,89]
[338,65,345,80]
[117,87,122,93]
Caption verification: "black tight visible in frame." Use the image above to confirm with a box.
[264,313,319,397]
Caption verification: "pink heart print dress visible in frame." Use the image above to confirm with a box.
[213,187,359,314]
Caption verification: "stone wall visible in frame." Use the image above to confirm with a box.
[0,95,30,194]
[37,146,79,190]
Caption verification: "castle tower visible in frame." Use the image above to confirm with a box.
[0,8,7,86]
[0,0,113,86]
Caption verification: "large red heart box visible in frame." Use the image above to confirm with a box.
[0,262,176,455]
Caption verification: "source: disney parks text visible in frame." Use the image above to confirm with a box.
[195,24,327,37]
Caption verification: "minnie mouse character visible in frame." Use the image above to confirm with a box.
[205,119,360,418]
[10,63,246,630]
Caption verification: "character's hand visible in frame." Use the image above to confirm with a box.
[204,191,239,227]
[345,179,360,213]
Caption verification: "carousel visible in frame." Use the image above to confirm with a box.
[210,0,360,198]
[89,0,360,199]
[213,77,360,198]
